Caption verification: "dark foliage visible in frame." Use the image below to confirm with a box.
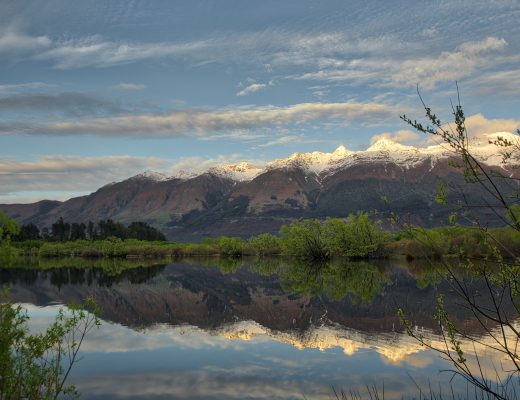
[44,218,166,242]
[12,223,40,241]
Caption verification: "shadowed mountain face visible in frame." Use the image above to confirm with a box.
[2,152,518,240]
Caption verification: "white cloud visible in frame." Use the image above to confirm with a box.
[257,134,324,148]
[0,28,421,74]
[112,83,146,90]
[197,129,266,142]
[0,155,168,202]
[0,92,124,115]
[34,34,217,69]
[294,37,510,89]
[370,130,421,145]
[464,113,519,138]
[236,83,269,97]
[466,68,520,96]
[27,30,309,69]
[74,371,329,400]
[0,25,51,53]
[370,114,519,147]
[414,113,520,146]
[0,100,396,137]
[390,37,508,89]
[34,29,337,70]
[2,27,515,96]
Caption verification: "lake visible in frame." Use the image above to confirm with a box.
[1,258,518,399]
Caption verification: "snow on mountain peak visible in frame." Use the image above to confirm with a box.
[367,137,417,153]
[174,169,198,180]
[209,162,263,181]
[262,145,350,174]
[267,146,351,174]
[155,133,519,185]
[466,131,520,166]
[332,145,350,157]
[131,170,169,181]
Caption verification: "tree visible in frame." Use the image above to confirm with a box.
[41,227,50,241]
[70,223,86,241]
[249,233,281,256]
[13,223,41,241]
[0,292,100,399]
[126,221,166,241]
[279,219,328,259]
[215,236,245,257]
[0,211,19,243]
[399,87,520,399]
[323,213,387,258]
[97,219,126,240]
[51,217,70,242]
[0,212,20,262]
[87,221,95,240]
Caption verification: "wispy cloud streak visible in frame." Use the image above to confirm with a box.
[0,155,168,200]
[293,37,510,89]
[0,101,396,137]
[236,83,269,97]
[0,25,514,92]
[0,92,124,115]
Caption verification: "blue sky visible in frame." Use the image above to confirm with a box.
[1,0,519,203]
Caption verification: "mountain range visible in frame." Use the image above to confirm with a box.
[2,133,518,241]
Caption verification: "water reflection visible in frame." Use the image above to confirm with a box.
[0,258,166,287]
[1,258,519,399]
[1,257,515,333]
[277,259,391,304]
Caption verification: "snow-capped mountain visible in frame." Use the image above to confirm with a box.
[266,144,351,174]
[164,133,517,182]
[2,133,518,240]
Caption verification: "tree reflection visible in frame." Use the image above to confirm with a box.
[0,262,166,288]
[276,259,391,305]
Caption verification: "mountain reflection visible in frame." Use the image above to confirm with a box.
[1,257,514,336]
[3,256,520,398]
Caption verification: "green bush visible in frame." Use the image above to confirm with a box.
[322,213,387,258]
[278,215,388,260]
[249,233,281,256]
[216,236,245,257]
[279,219,328,259]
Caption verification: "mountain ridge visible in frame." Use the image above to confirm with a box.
[2,133,518,240]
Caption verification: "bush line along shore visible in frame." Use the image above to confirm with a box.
[2,212,520,264]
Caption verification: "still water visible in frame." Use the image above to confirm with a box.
[1,258,518,399]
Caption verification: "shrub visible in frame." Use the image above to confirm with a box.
[0,292,100,399]
[323,213,388,258]
[279,219,328,259]
[249,233,281,256]
[216,236,245,257]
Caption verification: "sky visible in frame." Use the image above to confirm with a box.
[0,0,519,203]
